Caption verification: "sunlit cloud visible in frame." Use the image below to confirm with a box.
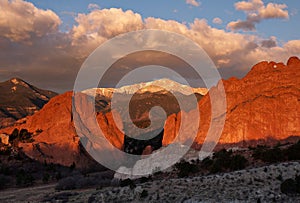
[186,0,200,7]
[0,0,299,92]
[88,3,100,10]
[212,17,223,25]
[0,0,61,42]
[228,0,289,31]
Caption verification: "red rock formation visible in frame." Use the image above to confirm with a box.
[162,56,300,146]
[0,57,299,167]
[0,91,126,167]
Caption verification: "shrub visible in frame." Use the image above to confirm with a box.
[56,176,77,190]
[56,173,112,190]
[210,159,223,174]
[139,176,152,183]
[120,178,136,188]
[55,172,62,181]
[281,179,299,194]
[253,146,284,163]
[9,129,19,142]
[205,149,248,173]
[229,154,248,170]
[175,160,198,178]
[69,162,76,171]
[277,175,283,181]
[0,147,11,155]
[201,157,213,169]
[19,129,32,141]
[140,189,148,198]
[16,169,34,186]
[43,173,50,183]
[0,175,10,189]
[285,141,300,160]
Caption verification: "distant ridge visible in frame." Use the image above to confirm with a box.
[0,77,57,128]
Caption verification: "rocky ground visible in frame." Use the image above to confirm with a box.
[1,161,300,202]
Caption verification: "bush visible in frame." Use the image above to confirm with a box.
[285,141,300,160]
[210,159,223,174]
[0,175,10,189]
[69,162,76,171]
[9,129,19,142]
[56,173,112,190]
[56,176,77,190]
[281,178,299,194]
[43,173,50,183]
[204,149,248,174]
[138,176,152,183]
[140,189,148,198]
[253,146,284,163]
[252,141,300,163]
[16,169,34,186]
[120,178,136,188]
[55,172,62,181]
[229,154,248,170]
[201,157,213,169]
[175,160,198,178]
[0,147,11,155]
[19,129,32,141]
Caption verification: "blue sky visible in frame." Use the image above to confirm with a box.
[27,0,299,42]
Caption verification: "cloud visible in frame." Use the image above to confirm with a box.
[212,17,223,25]
[186,0,200,7]
[88,3,100,10]
[0,0,299,92]
[71,8,144,55]
[235,0,263,11]
[259,3,288,19]
[261,36,277,48]
[0,0,61,42]
[228,0,289,31]
[227,18,257,31]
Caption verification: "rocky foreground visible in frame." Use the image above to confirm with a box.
[1,161,299,202]
[80,162,300,202]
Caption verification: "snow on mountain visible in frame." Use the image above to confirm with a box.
[82,78,208,97]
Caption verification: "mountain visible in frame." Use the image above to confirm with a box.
[0,57,299,167]
[0,78,57,128]
[82,78,208,98]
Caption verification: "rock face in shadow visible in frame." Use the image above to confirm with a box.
[123,129,164,155]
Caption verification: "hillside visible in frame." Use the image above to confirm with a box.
[0,78,57,128]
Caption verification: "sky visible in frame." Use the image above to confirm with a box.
[0,0,299,92]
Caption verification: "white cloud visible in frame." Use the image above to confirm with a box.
[228,0,289,31]
[212,17,223,25]
[259,3,288,19]
[261,36,277,48]
[0,0,61,42]
[186,0,200,7]
[235,0,263,11]
[72,8,143,42]
[88,3,100,10]
[0,1,299,92]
